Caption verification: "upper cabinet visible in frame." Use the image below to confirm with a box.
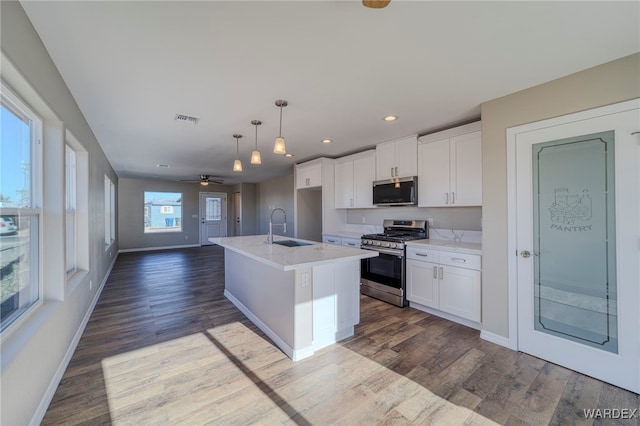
[296,160,322,189]
[334,150,376,209]
[418,122,482,207]
[375,135,418,180]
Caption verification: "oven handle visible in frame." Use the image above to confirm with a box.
[360,246,404,257]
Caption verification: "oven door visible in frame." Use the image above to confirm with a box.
[360,248,404,290]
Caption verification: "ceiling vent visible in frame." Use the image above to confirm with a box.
[174,114,200,124]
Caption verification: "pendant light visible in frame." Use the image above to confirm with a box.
[232,134,243,172]
[250,120,262,165]
[273,99,288,154]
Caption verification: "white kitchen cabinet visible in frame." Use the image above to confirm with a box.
[296,161,322,189]
[406,248,440,308]
[375,135,417,180]
[334,150,375,209]
[406,245,481,323]
[418,122,482,207]
[341,237,361,248]
[322,234,342,245]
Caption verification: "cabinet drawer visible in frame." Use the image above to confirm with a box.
[322,235,341,245]
[439,252,481,270]
[341,237,361,248]
[406,246,440,263]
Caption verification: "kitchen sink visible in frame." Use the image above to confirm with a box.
[272,240,313,247]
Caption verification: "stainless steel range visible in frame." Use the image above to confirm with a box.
[360,219,428,307]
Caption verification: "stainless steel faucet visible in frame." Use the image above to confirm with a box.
[267,208,287,244]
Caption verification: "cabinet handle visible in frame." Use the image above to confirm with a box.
[350,198,353,207]
[439,267,444,279]
[347,242,356,246]
[391,167,394,177]
[328,239,336,243]
[445,193,449,204]
[416,253,429,257]
[451,192,455,204]
[433,266,438,279]
[395,166,398,177]
[451,257,467,263]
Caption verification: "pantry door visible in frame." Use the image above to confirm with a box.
[508,99,639,393]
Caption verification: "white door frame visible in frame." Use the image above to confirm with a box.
[506,99,640,385]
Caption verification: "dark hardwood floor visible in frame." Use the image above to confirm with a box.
[42,246,638,425]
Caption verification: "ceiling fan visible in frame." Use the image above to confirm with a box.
[362,0,391,9]
[180,174,224,186]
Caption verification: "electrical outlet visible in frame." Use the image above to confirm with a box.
[427,218,434,227]
[89,280,93,290]
[301,273,309,287]
[361,216,366,224]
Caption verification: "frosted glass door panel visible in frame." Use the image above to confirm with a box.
[532,131,617,353]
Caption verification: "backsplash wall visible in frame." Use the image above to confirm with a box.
[345,206,482,231]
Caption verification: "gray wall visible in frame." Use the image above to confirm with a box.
[235,183,258,236]
[257,173,295,238]
[1,2,118,424]
[481,53,640,339]
[346,206,482,231]
[118,178,236,250]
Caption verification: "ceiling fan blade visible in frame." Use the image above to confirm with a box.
[362,0,391,9]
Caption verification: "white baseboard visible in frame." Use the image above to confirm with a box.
[118,244,200,253]
[480,330,515,349]
[408,302,481,330]
[224,289,313,361]
[31,253,118,426]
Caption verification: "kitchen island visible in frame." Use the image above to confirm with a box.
[209,235,377,361]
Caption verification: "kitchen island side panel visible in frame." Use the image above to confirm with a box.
[224,249,297,350]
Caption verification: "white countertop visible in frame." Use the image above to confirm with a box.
[406,239,482,255]
[210,235,377,271]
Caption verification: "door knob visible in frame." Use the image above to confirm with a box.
[520,250,531,258]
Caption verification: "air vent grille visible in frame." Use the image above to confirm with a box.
[174,114,200,124]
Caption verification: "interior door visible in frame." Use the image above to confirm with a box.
[233,192,241,236]
[514,103,639,393]
[199,192,227,245]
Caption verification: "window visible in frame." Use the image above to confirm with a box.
[1,82,42,333]
[104,175,115,247]
[144,191,182,233]
[205,197,222,221]
[65,145,76,274]
[65,131,89,284]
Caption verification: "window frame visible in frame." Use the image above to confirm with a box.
[65,144,77,276]
[0,81,44,338]
[143,191,183,233]
[104,175,115,249]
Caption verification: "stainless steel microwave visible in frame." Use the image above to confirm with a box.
[372,176,418,206]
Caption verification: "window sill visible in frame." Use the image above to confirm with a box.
[66,269,89,296]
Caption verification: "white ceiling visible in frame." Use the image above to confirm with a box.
[20,1,640,185]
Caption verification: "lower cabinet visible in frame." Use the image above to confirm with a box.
[322,234,361,248]
[322,234,341,245]
[406,246,481,323]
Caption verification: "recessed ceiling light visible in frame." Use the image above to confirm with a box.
[321,139,332,144]
[383,115,398,122]
[285,153,294,158]
[157,164,170,168]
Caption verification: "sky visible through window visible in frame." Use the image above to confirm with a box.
[1,104,31,208]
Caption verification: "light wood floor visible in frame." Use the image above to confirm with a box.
[43,246,638,425]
